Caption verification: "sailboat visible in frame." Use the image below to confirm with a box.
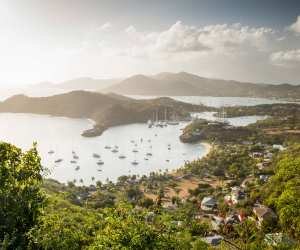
[93,153,101,158]
[168,111,179,125]
[111,148,119,153]
[97,160,104,165]
[163,108,168,127]
[131,160,139,165]
[147,120,153,128]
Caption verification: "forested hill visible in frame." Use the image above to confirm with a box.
[103,72,300,99]
[0,91,213,136]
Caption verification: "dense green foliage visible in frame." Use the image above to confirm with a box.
[0,133,299,249]
[263,144,300,239]
[0,142,45,249]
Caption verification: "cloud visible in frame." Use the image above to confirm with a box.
[289,16,300,34]
[125,25,137,34]
[270,49,300,67]
[121,21,275,58]
[99,22,112,31]
[198,24,274,54]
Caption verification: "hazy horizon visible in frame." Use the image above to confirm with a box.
[1,0,300,87]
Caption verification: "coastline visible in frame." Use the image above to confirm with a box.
[201,142,212,156]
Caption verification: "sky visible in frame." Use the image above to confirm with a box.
[1,0,300,86]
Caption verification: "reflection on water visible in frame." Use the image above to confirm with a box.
[0,113,208,185]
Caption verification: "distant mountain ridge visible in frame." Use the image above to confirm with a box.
[34,72,300,99]
[36,77,121,91]
[102,72,300,99]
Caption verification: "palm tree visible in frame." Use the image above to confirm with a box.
[96,181,102,190]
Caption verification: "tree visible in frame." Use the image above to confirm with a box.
[89,204,192,250]
[234,219,258,245]
[28,196,103,250]
[0,142,45,249]
[264,144,300,239]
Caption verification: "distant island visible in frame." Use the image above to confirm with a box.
[0,91,214,137]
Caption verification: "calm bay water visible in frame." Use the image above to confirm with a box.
[0,113,209,185]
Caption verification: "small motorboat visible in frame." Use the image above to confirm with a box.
[111,149,118,153]
[54,159,63,163]
[97,169,102,172]
[166,159,170,162]
[131,160,139,166]
[48,150,55,154]
[118,155,126,159]
[93,153,101,158]
[104,146,111,149]
[70,160,77,164]
[97,161,104,165]
[75,166,80,171]
[73,155,79,159]
[144,158,149,161]
[147,120,153,128]
[146,153,152,156]
[132,149,139,153]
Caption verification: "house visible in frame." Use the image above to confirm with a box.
[259,174,271,182]
[251,152,263,158]
[202,235,223,246]
[211,215,224,231]
[225,214,240,225]
[272,144,285,151]
[253,204,276,226]
[264,152,273,159]
[201,196,217,211]
[224,187,245,205]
